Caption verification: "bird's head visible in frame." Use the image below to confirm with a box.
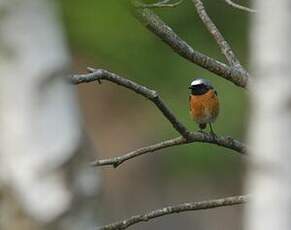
[189,78,214,95]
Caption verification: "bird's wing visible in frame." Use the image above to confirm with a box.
[189,95,192,112]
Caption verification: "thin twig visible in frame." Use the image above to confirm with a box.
[225,0,257,13]
[132,1,249,88]
[192,0,242,68]
[97,195,248,230]
[136,0,184,8]
[72,68,191,139]
[91,132,246,168]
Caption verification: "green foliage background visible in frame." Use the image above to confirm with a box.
[60,0,248,177]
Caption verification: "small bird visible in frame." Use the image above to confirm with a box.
[189,78,219,135]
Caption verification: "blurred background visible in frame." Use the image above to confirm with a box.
[60,0,248,229]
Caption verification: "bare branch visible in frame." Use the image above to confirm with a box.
[72,68,247,167]
[192,0,243,68]
[225,0,257,13]
[132,1,249,88]
[72,68,191,139]
[97,195,248,230]
[71,3,249,230]
[136,0,184,8]
[91,132,247,168]
[91,136,183,168]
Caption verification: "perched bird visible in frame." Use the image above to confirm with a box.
[189,78,219,135]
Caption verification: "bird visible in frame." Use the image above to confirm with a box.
[189,78,219,135]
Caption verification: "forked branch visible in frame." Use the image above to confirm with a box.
[97,195,248,230]
[75,2,249,230]
[72,68,247,168]
[132,1,249,88]
[192,0,242,68]
[91,132,246,168]
[72,67,190,139]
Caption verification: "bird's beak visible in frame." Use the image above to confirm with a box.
[188,86,192,89]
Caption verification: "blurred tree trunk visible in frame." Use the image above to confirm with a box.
[0,0,100,229]
[246,0,291,229]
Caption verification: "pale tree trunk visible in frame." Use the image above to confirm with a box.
[0,0,100,229]
[246,0,291,229]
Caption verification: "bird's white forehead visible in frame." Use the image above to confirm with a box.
[190,78,212,87]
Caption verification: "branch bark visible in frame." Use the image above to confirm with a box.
[132,1,249,88]
[98,195,248,230]
[72,68,247,168]
[135,0,184,8]
[224,0,257,13]
[71,2,250,228]
[192,0,242,68]
[72,68,191,139]
[91,132,246,168]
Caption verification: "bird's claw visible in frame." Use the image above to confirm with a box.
[198,129,207,134]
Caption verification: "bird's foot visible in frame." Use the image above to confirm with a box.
[198,129,207,134]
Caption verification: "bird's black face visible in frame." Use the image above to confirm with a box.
[189,83,212,95]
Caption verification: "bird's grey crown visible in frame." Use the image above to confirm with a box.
[190,78,212,87]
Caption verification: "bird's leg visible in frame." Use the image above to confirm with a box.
[209,123,217,137]
[198,123,207,133]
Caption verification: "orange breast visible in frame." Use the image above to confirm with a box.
[189,89,219,124]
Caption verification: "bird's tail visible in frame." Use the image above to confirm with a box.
[199,123,207,130]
